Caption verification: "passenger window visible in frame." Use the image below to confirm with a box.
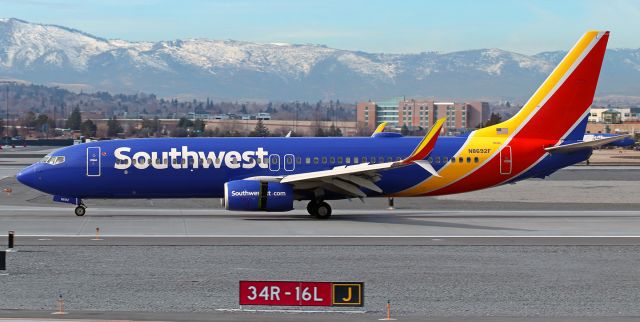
[474,157,479,163]
[345,157,351,164]
[313,157,319,164]
[435,157,441,164]
[396,157,402,161]
[370,157,376,164]
[443,156,449,163]
[379,157,384,163]
[362,157,367,162]
[354,157,359,163]
[387,157,393,162]
[337,157,343,164]
[296,157,301,165]
[322,157,327,164]
[467,157,471,163]
[428,157,433,163]
[451,157,456,163]
[132,159,137,166]
[458,157,463,163]
[330,157,335,164]
[305,157,311,164]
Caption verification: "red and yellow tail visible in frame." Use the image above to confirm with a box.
[478,31,609,141]
[396,31,609,197]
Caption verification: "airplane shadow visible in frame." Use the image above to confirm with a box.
[242,212,531,231]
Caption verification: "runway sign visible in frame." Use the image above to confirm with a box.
[239,281,363,307]
[332,282,364,306]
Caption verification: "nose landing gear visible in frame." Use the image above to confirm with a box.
[307,200,332,219]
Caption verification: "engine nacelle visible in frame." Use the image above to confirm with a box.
[224,180,294,212]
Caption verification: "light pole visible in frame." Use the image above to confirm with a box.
[0,81,16,145]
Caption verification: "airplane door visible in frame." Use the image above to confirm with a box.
[269,154,280,172]
[283,154,295,172]
[86,147,101,177]
[500,146,512,175]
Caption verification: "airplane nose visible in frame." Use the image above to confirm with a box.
[16,164,39,188]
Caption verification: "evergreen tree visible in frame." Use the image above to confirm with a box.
[483,113,503,127]
[80,119,97,137]
[66,106,82,130]
[107,116,123,137]
[249,119,270,137]
[193,118,205,133]
[178,117,193,128]
[327,124,343,137]
[401,124,410,136]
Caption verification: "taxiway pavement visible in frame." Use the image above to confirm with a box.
[0,166,639,321]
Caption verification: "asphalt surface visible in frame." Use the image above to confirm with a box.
[0,166,639,321]
[2,244,640,320]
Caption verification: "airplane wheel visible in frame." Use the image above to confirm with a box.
[306,201,318,217]
[314,201,332,219]
[74,206,86,217]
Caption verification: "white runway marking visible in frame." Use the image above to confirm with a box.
[0,205,639,214]
[216,308,366,314]
[13,234,640,238]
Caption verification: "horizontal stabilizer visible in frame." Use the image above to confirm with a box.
[545,134,633,153]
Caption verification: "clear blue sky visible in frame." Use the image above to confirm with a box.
[2,0,639,54]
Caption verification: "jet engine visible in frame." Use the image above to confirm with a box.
[223,180,294,212]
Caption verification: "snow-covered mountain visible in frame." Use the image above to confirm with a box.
[1,18,639,101]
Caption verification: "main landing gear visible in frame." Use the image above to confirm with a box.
[74,203,87,216]
[307,200,332,219]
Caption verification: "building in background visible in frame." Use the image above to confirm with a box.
[589,107,640,123]
[357,98,489,133]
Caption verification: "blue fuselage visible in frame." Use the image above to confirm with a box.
[16,136,590,200]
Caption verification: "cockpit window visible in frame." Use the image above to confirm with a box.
[52,156,65,165]
[42,156,65,165]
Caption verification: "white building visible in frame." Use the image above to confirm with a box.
[589,107,640,123]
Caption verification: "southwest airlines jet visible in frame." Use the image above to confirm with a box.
[16,31,628,219]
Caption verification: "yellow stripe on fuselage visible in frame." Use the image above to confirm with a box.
[392,134,504,196]
[394,31,600,197]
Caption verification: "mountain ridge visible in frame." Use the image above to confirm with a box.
[1,18,639,101]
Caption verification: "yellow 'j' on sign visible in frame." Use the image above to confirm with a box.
[332,283,363,306]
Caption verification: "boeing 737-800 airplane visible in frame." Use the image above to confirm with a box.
[17,31,625,219]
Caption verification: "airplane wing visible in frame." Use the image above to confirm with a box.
[277,118,445,198]
[545,134,633,153]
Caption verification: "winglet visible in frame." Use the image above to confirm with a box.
[371,122,387,137]
[402,118,445,163]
